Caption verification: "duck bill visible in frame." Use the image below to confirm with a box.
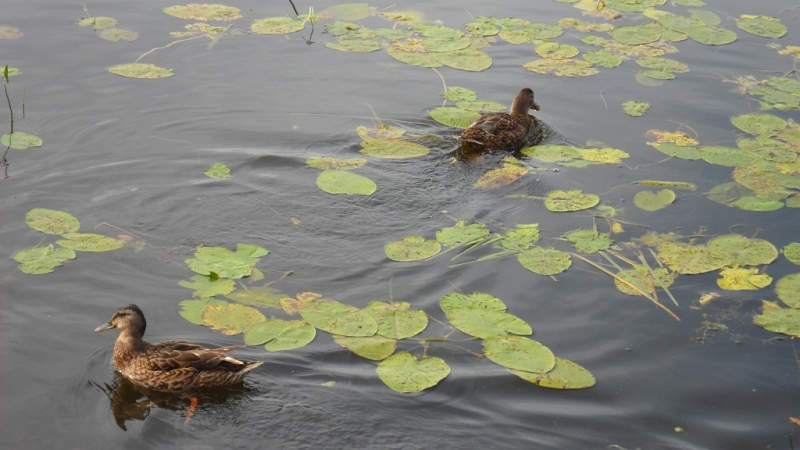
[532,102,540,111]
[94,322,115,332]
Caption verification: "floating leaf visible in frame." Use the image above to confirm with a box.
[316,170,377,195]
[385,236,441,261]
[776,273,800,308]
[521,144,581,162]
[440,291,507,314]
[11,244,75,274]
[615,265,675,296]
[474,160,528,189]
[436,221,490,247]
[442,87,477,102]
[226,286,285,308]
[326,38,381,52]
[446,308,531,339]
[178,274,235,297]
[300,300,378,337]
[306,156,366,171]
[523,58,598,77]
[640,70,675,80]
[244,319,316,351]
[731,113,787,137]
[525,23,563,40]
[373,27,413,39]
[356,125,405,141]
[422,37,471,53]
[636,57,689,73]
[25,209,80,235]
[429,107,480,129]
[611,24,661,45]
[565,229,612,253]
[364,301,428,340]
[204,162,230,178]
[623,101,650,117]
[455,100,506,112]
[0,25,23,39]
[178,297,229,324]
[717,267,772,290]
[754,303,800,335]
[334,335,396,360]
[658,242,724,275]
[185,246,252,278]
[689,9,720,26]
[202,303,266,335]
[78,16,117,29]
[377,352,450,393]
[387,42,441,68]
[697,145,759,167]
[688,25,736,46]
[97,27,139,42]
[536,42,579,59]
[164,4,241,21]
[510,357,596,389]
[582,50,622,68]
[707,234,778,266]
[56,233,125,252]
[484,335,555,373]
[108,63,173,79]
[783,243,800,265]
[501,224,540,250]
[634,189,675,211]
[545,189,599,212]
[517,247,572,276]
[435,48,492,72]
[736,15,786,39]
[251,17,305,34]
[360,139,429,158]
[1,132,42,149]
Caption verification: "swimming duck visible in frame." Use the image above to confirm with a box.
[95,304,263,392]
[458,88,540,151]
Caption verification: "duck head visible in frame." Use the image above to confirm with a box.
[95,304,147,338]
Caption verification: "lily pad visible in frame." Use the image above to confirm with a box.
[623,101,650,117]
[97,27,139,42]
[521,144,581,162]
[689,9,721,26]
[525,23,563,40]
[326,38,382,53]
[251,17,305,34]
[300,300,378,337]
[360,139,429,158]
[436,221,490,247]
[510,357,596,389]
[611,24,661,45]
[422,37,471,53]
[635,57,689,73]
[484,335,555,373]
[334,335,396,360]
[316,170,376,195]
[565,229,612,253]
[545,189,600,212]
[754,304,800,335]
[77,16,117,29]
[657,242,725,274]
[582,50,622,68]
[429,107,480,129]
[523,58,598,77]
[435,48,492,72]
[387,43,441,68]
[204,162,230,178]
[443,87,477,102]
[706,234,778,266]
[634,189,675,211]
[474,161,528,189]
[783,243,800,265]
[108,63,173,79]
[178,297,229,324]
[178,274,235,298]
[717,267,772,290]
[306,155,366,170]
[440,291,507,314]
[376,352,450,393]
[615,265,675,296]
[517,247,572,276]
[25,208,80,235]
[244,319,316,351]
[688,25,736,45]
[0,25,23,39]
[364,301,428,340]
[455,100,506,112]
[385,236,441,262]
[226,286,285,308]
[164,4,241,21]
[446,308,531,339]
[535,42,579,59]
[776,273,800,308]
[736,15,786,39]
[356,125,405,140]
[56,233,125,252]
[501,224,540,250]
[185,246,252,279]
[11,244,75,274]
[640,70,675,80]
[202,303,266,335]
[2,132,42,149]
[731,113,787,137]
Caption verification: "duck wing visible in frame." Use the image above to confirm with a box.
[468,113,523,136]
[144,341,247,372]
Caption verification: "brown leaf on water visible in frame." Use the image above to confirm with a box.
[645,129,699,147]
[790,417,800,425]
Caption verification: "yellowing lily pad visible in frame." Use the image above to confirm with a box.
[706,234,777,267]
[657,242,725,274]
[634,189,675,211]
[364,301,428,340]
[474,160,528,189]
[376,352,450,393]
[356,125,405,140]
[636,57,689,73]
[325,38,381,52]
[185,246,252,278]
[731,113,787,136]
[25,208,79,235]
[301,300,378,337]
[316,170,377,195]
[202,303,266,335]
[11,244,75,274]
[510,357,596,389]
[429,107,480,129]
[178,297,229,324]
[440,291,507,314]
[623,101,650,117]
[108,63,173,79]
[385,236,441,261]
[436,221,490,247]
[56,233,125,252]
[446,308,531,339]
[204,162,230,178]
[244,319,316,351]
[252,17,305,34]
[688,25,736,45]
[736,15,786,39]
[536,42,579,59]
[306,156,366,171]
[359,139,429,158]
[776,273,800,308]
[2,132,42,149]
[717,267,772,290]
[521,144,581,162]
[484,335,555,373]
[164,4,241,21]
[754,303,800,335]
[387,42,441,68]
[545,189,599,212]
[525,23,563,40]
[178,274,235,298]
[523,58,598,77]
[615,265,675,296]
[517,247,572,275]
[334,335,396,360]
[422,36,471,53]
[0,25,23,39]
[226,286,286,308]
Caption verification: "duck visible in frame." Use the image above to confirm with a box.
[95,304,263,392]
[458,88,540,151]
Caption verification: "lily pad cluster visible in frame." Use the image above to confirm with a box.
[755,271,800,336]
[727,75,800,111]
[306,155,376,196]
[77,12,139,42]
[430,86,498,129]
[521,144,630,167]
[11,209,125,274]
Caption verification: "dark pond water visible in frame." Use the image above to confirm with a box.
[2,0,799,448]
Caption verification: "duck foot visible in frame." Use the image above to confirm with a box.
[184,397,198,425]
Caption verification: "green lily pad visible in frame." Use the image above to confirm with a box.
[634,189,676,211]
[545,189,600,212]
[565,229,612,253]
[251,17,305,34]
[435,48,492,72]
[360,139,429,158]
[429,107,480,129]
[455,100,506,112]
[657,242,725,274]
[474,161,528,188]
[2,132,42,149]
[387,43,441,68]
[364,301,428,340]
[765,77,800,94]
[385,236,441,261]
[446,308,531,339]
[689,9,721,26]
[11,244,75,274]
[688,25,736,45]
[226,286,285,308]
[501,224,540,250]
[97,27,139,42]
[373,27,413,39]
[523,58,598,77]
[517,247,572,276]
[316,170,377,195]
[582,50,622,68]
[300,300,378,337]
[202,303,266,335]
[707,234,778,266]
[776,273,800,308]
[320,3,376,21]
[25,208,80,235]
[611,24,661,45]
[178,274,236,297]
[754,304,800,335]
[731,113,787,137]
[356,125,405,140]
[235,243,268,260]
[334,335,396,360]
[164,4,241,21]
[56,233,125,252]
[736,15,786,39]
[615,265,675,296]
[521,144,581,162]
[535,42,579,59]
[640,70,675,80]
[697,145,760,167]
[108,63,173,79]
[717,267,772,290]
[636,57,689,73]
[623,101,650,117]
[525,23,563,40]
[421,37,471,53]
[77,16,118,29]
[377,352,450,393]
[440,291,507,314]
[783,243,800,265]
[244,319,316,351]
[178,297,229,324]
[510,357,596,389]
[324,21,359,36]
[204,162,230,178]
[484,335,555,373]
[443,87,477,102]
[0,25,23,39]
[185,246,252,279]
[325,38,382,52]
[436,220,490,247]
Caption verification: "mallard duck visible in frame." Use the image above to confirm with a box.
[95,304,263,392]
[458,88,540,151]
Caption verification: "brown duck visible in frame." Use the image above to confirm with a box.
[95,304,263,392]
[458,88,540,151]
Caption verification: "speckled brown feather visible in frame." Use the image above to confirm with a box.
[97,304,263,392]
[458,88,540,151]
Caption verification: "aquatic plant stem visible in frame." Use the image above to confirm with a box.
[430,68,448,107]
[2,65,13,177]
[134,36,204,64]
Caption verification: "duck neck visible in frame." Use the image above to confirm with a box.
[510,98,530,117]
